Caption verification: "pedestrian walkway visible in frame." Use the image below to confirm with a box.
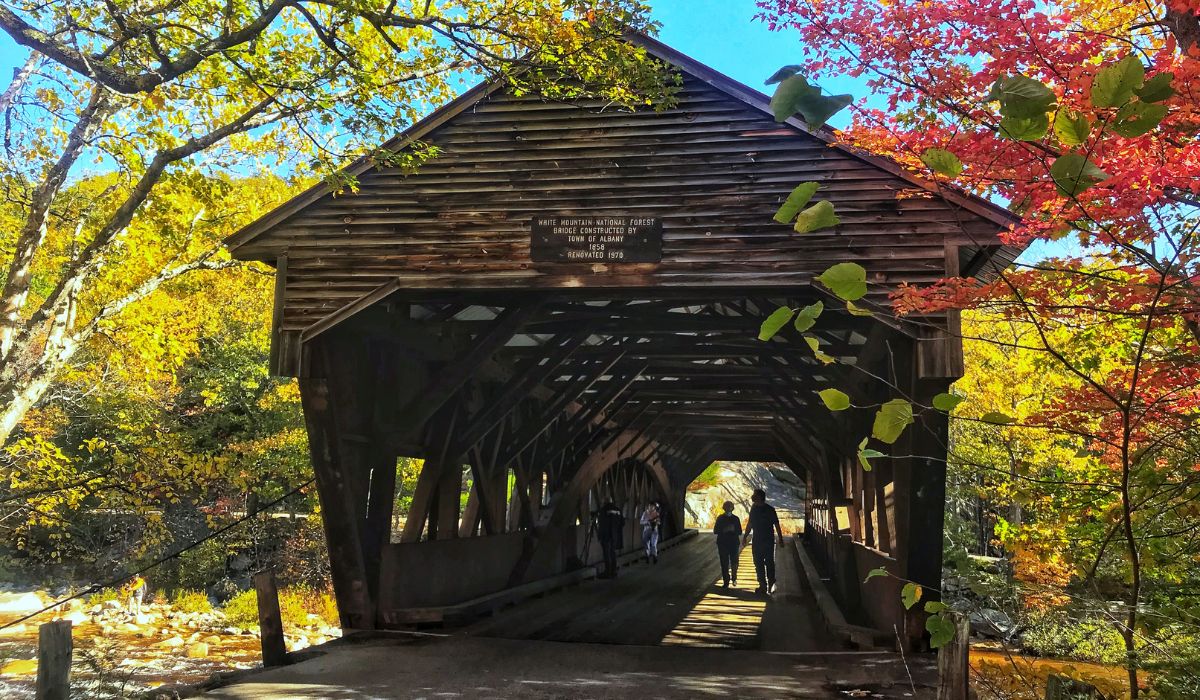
[202,534,938,699]
[466,533,829,651]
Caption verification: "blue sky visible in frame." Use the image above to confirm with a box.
[0,0,1064,260]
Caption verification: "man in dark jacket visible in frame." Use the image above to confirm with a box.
[742,488,784,594]
[596,501,625,579]
[712,500,742,587]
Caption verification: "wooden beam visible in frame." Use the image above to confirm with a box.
[392,302,545,441]
[298,371,373,629]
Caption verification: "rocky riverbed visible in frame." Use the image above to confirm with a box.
[0,590,340,698]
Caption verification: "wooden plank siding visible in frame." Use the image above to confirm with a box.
[227,37,1017,336]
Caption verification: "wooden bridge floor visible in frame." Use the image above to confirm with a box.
[466,533,832,652]
[203,535,940,699]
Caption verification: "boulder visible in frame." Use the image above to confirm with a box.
[119,623,140,633]
[202,635,221,645]
[102,599,122,610]
[185,642,209,658]
[969,608,1016,640]
[222,627,241,636]
[0,592,44,613]
[0,658,38,676]
[134,613,152,625]
[61,610,89,625]
[157,635,185,648]
[90,604,103,614]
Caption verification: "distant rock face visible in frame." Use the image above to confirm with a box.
[684,461,806,535]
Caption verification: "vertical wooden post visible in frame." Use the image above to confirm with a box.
[936,613,971,700]
[36,620,72,700]
[254,570,288,667]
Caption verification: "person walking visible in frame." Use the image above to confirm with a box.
[713,501,742,588]
[596,501,625,579]
[640,501,661,563]
[742,488,784,594]
[125,574,147,615]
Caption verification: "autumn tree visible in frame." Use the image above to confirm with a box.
[754,0,1199,695]
[0,0,671,447]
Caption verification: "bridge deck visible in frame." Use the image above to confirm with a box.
[466,533,830,651]
[203,534,939,699]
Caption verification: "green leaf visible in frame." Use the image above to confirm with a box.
[845,300,873,317]
[1135,72,1175,103]
[759,306,795,341]
[769,74,853,127]
[872,399,914,444]
[864,567,889,582]
[818,388,851,411]
[920,148,963,177]
[798,93,853,129]
[926,613,957,649]
[986,75,1056,118]
[999,113,1049,141]
[1050,153,1109,197]
[774,182,821,224]
[901,582,922,610]
[924,601,948,614]
[794,200,841,233]
[793,301,823,332]
[770,75,821,122]
[765,65,803,85]
[816,262,868,301]
[804,335,836,364]
[1112,101,1168,138]
[1053,111,1091,147]
[932,393,965,412]
[980,411,1016,425]
[858,448,885,472]
[1091,55,1144,108]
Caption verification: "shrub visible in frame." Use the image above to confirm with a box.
[294,587,339,627]
[220,585,335,630]
[167,537,228,592]
[221,589,258,628]
[277,586,312,628]
[313,591,339,627]
[1018,608,1126,664]
[170,589,212,614]
[84,588,120,607]
[275,518,330,589]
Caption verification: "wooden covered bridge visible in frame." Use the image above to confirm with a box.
[226,34,1017,654]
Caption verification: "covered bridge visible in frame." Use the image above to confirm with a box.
[226,34,1018,649]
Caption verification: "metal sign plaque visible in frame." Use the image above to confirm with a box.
[530,215,663,263]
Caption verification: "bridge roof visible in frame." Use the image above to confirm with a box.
[233,34,1019,474]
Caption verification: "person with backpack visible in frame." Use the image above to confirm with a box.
[742,488,784,594]
[596,501,625,579]
[640,501,662,563]
[712,501,742,587]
